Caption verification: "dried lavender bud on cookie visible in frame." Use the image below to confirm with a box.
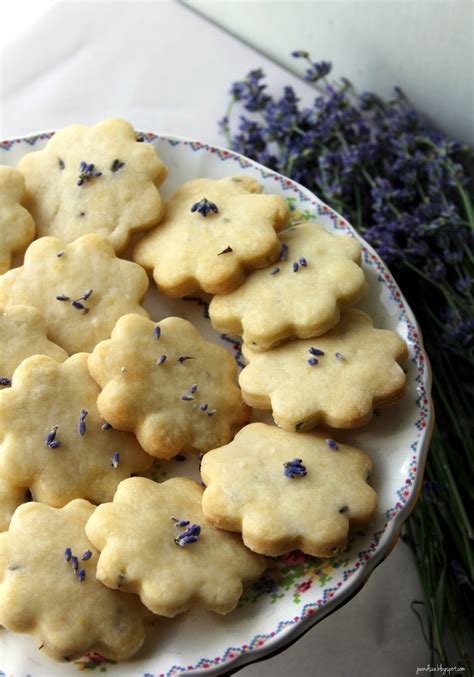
[239,309,408,430]
[133,175,290,296]
[0,166,35,274]
[201,423,377,557]
[0,353,152,507]
[0,500,145,662]
[85,477,265,617]
[0,234,149,354]
[0,305,67,388]
[88,314,249,458]
[210,222,367,350]
[17,118,167,252]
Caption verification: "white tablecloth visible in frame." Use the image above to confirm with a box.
[0,2,429,674]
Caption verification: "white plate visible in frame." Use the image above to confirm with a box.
[0,130,433,677]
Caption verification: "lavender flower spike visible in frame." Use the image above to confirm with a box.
[190,197,219,217]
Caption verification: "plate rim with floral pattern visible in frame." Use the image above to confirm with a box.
[0,129,433,677]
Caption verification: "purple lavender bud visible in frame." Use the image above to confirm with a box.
[81,550,92,561]
[299,257,307,267]
[174,523,201,546]
[71,300,89,313]
[154,325,161,339]
[64,547,72,562]
[111,452,120,468]
[207,409,217,417]
[191,197,219,217]
[58,158,65,170]
[283,458,307,478]
[326,439,339,451]
[48,440,61,449]
[78,409,88,436]
[293,261,299,272]
[171,517,190,527]
[270,267,280,275]
[189,384,198,393]
[45,426,59,447]
[56,294,70,301]
[101,421,112,430]
[56,250,65,257]
[335,352,345,360]
[0,377,12,387]
[157,354,167,365]
[71,556,79,572]
[307,357,318,366]
[81,289,93,301]
[279,242,289,261]
[77,568,86,582]
[181,395,194,401]
[309,348,324,356]
[200,403,208,411]
[111,159,125,172]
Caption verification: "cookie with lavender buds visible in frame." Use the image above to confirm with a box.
[0,353,152,507]
[17,118,167,252]
[85,477,265,617]
[0,499,145,662]
[209,222,367,350]
[0,305,68,389]
[0,479,27,532]
[239,309,408,430]
[132,175,290,296]
[0,166,35,274]
[201,423,377,557]
[88,314,249,458]
[0,234,149,354]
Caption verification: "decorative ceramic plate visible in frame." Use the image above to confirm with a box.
[0,131,433,677]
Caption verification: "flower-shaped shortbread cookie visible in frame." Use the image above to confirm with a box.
[0,166,35,273]
[0,479,27,532]
[0,305,68,388]
[18,118,167,252]
[201,423,377,557]
[0,353,152,507]
[88,314,249,458]
[0,500,145,661]
[0,234,149,354]
[85,477,266,617]
[210,223,367,350]
[133,175,290,296]
[240,309,408,430]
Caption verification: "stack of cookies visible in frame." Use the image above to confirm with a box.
[0,118,408,664]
